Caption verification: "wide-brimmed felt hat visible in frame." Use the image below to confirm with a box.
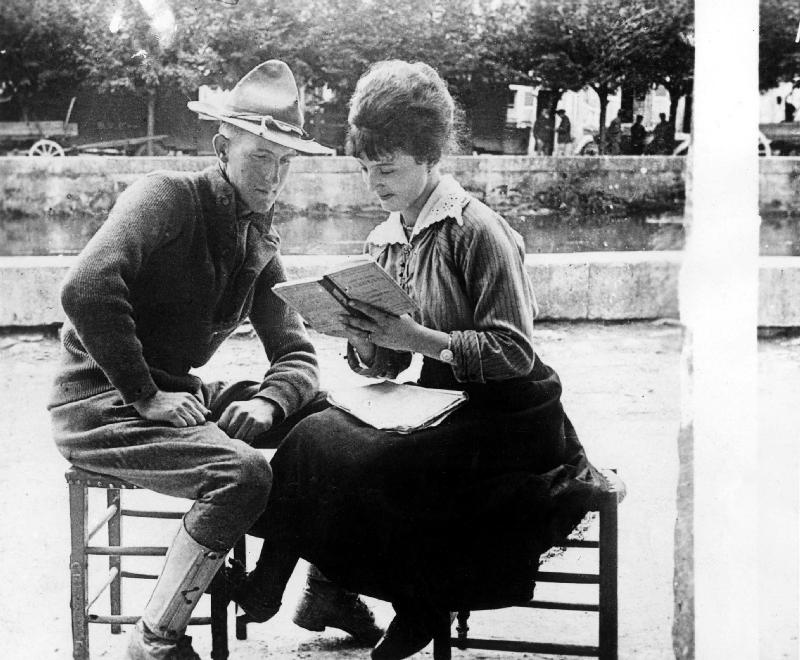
[188,60,331,155]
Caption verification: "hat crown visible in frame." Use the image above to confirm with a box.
[223,60,303,129]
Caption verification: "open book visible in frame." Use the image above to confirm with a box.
[272,257,418,337]
[327,380,468,434]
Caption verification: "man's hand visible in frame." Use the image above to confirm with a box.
[132,390,211,427]
[218,398,280,443]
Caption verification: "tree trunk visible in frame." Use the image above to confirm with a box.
[146,90,156,157]
[596,83,609,155]
[682,90,693,134]
[668,87,681,127]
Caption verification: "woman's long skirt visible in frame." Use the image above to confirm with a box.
[252,357,606,611]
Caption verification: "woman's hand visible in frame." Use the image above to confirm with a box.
[339,300,422,353]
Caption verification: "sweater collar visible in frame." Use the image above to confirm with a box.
[369,174,470,246]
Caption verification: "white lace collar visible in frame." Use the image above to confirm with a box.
[367,174,470,246]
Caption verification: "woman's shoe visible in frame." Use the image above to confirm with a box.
[218,559,281,623]
[371,610,446,660]
[292,566,383,645]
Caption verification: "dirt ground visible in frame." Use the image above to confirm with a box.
[1,321,797,659]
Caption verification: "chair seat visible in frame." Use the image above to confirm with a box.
[599,468,627,504]
[65,466,141,490]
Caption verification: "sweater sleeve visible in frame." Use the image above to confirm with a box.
[447,212,537,383]
[59,174,185,403]
[249,254,320,418]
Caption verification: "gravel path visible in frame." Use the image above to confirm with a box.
[1,322,796,659]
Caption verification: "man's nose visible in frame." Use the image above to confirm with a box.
[265,164,280,187]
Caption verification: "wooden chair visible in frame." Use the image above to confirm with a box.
[432,471,623,660]
[65,467,247,660]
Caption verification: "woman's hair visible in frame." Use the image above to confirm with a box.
[346,60,464,164]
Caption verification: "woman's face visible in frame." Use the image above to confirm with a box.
[357,151,435,215]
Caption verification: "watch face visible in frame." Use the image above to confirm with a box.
[440,348,455,364]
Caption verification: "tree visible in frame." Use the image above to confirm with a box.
[78,0,232,152]
[0,0,89,121]
[759,0,800,91]
[630,0,694,130]
[508,0,658,153]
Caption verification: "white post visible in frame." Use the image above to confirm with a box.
[681,1,760,658]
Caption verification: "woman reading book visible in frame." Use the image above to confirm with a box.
[231,61,617,660]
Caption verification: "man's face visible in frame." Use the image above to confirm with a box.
[220,129,297,213]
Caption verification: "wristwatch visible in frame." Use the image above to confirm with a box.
[439,336,455,364]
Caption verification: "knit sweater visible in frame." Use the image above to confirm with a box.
[48,166,319,417]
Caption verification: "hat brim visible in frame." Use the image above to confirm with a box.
[188,101,334,156]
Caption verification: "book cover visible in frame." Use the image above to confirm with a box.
[272,258,418,337]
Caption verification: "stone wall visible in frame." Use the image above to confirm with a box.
[0,155,687,256]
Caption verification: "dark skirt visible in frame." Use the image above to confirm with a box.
[253,355,606,611]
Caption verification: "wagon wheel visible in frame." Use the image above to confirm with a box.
[28,139,66,157]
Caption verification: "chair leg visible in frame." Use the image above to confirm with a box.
[69,481,89,660]
[431,616,452,660]
[234,536,248,641]
[455,611,470,648]
[107,488,122,634]
[599,497,619,660]
[210,574,230,660]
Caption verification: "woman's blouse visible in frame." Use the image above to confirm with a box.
[348,175,539,384]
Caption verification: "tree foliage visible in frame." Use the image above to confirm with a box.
[759,0,800,91]
[506,0,691,151]
[0,0,89,119]
[1,0,694,149]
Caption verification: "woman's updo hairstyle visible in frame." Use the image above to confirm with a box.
[346,60,460,165]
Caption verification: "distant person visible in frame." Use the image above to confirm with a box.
[651,112,673,154]
[784,100,796,123]
[532,108,553,155]
[630,114,646,155]
[605,109,623,155]
[554,108,573,156]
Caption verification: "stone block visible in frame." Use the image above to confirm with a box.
[526,254,590,320]
[586,252,682,320]
[759,256,800,326]
[0,256,71,326]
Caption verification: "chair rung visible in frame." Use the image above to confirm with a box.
[87,546,167,556]
[525,599,600,611]
[453,637,600,656]
[121,509,185,519]
[89,615,212,626]
[120,570,159,580]
[86,502,120,543]
[562,539,599,548]
[537,571,600,584]
[85,568,119,614]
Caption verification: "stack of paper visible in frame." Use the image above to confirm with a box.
[327,381,468,434]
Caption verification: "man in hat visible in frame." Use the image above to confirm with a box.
[49,60,379,659]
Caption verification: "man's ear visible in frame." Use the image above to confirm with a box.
[212,133,229,162]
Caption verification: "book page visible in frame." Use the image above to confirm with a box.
[327,380,468,432]
[272,278,350,337]
[325,260,417,316]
